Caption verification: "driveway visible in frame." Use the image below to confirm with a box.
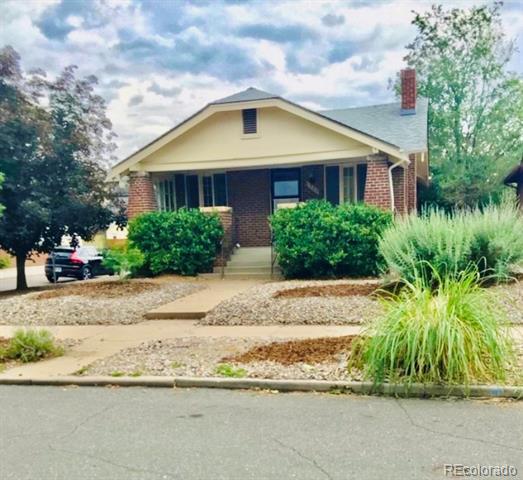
[0,386,521,480]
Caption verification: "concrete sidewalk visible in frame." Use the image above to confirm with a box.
[0,321,362,379]
[144,277,263,319]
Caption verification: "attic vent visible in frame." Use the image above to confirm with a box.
[242,108,257,134]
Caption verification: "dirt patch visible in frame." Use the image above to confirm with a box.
[222,335,358,366]
[35,280,159,300]
[274,283,377,298]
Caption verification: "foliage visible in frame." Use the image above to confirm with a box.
[0,171,4,218]
[0,46,126,290]
[270,200,393,279]
[2,329,63,363]
[0,253,10,269]
[102,245,145,279]
[399,3,523,208]
[379,199,523,285]
[128,209,223,276]
[215,363,247,378]
[350,267,516,386]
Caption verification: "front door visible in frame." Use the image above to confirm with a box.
[271,168,301,211]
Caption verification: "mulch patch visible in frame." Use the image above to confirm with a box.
[222,335,358,366]
[35,280,159,300]
[274,283,378,298]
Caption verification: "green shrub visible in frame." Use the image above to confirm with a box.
[128,209,223,276]
[215,363,247,378]
[379,200,523,285]
[270,200,393,278]
[103,245,144,279]
[4,329,63,363]
[350,267,516,386]
[0,253,10,269]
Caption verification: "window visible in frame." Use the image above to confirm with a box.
[242,108,257,134]
[271,168,300,211]
[325,163,368,205]
[155,174,188,211]
[202,173,228,207]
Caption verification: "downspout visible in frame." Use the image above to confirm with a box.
[388,157,410,213]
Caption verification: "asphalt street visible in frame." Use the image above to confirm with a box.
[0,386,521,480]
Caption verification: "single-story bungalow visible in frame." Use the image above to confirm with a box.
[109,69,428,250]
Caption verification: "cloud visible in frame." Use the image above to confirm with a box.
[321,13,345,27]
[128,94,144,107]
[237,23,318,43]
[1,0,521,161]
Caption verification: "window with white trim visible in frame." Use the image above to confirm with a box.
[341,164,367,203]
[154,174,188,211]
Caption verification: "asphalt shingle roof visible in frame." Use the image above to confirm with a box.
[212,87,428,153]
[211,87,280,104]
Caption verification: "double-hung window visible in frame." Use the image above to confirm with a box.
[325,163,368,205]
[202,173,228,207]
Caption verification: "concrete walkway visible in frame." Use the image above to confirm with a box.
[0,321,362,379]
[144,277,264,319]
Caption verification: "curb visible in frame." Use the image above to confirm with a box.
[0,375,521,399]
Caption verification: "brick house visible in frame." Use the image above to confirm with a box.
[110,69,428,253]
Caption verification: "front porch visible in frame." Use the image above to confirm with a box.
[127,154,418,249]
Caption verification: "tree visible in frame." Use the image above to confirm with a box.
[401,3,523,208]
[0,46,125,290]
[0,172,4,217]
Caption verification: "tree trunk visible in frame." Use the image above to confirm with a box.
[16,253,28,291]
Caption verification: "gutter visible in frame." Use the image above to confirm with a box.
[388,157,410,213]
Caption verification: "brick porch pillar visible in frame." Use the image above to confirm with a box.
[200,207,234,267]
[364,154,392,210]
[406,154,417,213]
[127,171,157,219]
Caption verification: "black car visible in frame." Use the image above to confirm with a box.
[45,246,112,282]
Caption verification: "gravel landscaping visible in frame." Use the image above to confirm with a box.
[84,336,362,381]
[201,278,523,326]
[201,279,383,326]
[0,280,201,326]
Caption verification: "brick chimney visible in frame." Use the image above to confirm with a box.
[400,68,416,115]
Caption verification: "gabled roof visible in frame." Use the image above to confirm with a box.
[211,87,279,105]
[318,98,428,153]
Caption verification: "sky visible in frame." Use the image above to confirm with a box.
[2,0,523,161]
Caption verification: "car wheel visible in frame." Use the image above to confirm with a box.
[80,266,93,281]
[46,275,59,283]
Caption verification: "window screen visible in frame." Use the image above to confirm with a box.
[213,173,228,206]
[202,176,213,207]
[325,166,339,205]
[356,164,368,202]
[242,108,257,134]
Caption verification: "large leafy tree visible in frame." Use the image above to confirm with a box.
[403,2,523,208]
[0,46,124,290]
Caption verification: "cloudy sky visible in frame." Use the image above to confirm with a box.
[2,0,523,161]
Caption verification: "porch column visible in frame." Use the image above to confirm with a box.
[406,154,417,213]
[363,154,392,210]
[127,171,157,219]
[200,207,234,266]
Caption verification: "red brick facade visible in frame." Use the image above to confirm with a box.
[227,169,271,247]
[363,155,392,210]
[401,69,416,112]
[407,154,417,213]
[208,209,234,267]
[127,172,157,219]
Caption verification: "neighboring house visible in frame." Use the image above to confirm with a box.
[109,69,428,249]
[504,158,523,209]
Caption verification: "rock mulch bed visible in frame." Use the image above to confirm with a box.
[0,280,201,326]
[200,279,383,326]
[495,280,523,325]
[84,336,362,381]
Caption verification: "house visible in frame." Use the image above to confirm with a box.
[504,158,523,209]
[109,69,428,254]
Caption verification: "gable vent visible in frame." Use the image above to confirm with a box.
[242,108,257,134]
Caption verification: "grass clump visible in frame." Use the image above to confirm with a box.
[215,363,247,378]
[350,268,517,386]
[2,329,63,363]
[110,371,125,377]
[379,199,523,285]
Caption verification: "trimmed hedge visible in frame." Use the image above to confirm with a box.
[128,209,223,276]
[270,200,393,278]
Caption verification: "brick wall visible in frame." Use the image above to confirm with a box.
[228,169,271,247]
[127,172,157,219]
[391,166,406,215]
[363,154,392,210]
